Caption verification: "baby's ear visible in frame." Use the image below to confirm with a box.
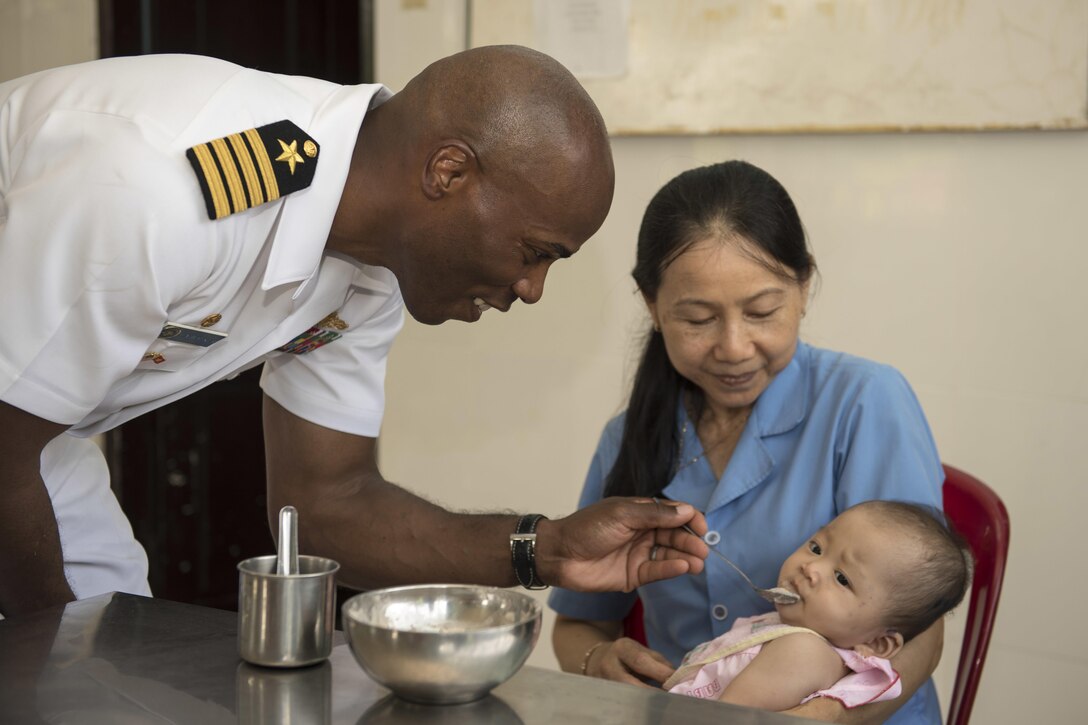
[855,630,904,660]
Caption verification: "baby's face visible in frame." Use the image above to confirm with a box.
[775,506,909,649]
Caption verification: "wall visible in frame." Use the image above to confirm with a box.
[0,0,97,82]
[374,1,1085,723]
[474,0,1088,133]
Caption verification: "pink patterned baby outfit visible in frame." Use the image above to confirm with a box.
[663,612,901,708]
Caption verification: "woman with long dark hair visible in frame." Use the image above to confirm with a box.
[550,160,946,723]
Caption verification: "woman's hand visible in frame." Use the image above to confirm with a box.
[585,637,676,688]
[553,615,674,689]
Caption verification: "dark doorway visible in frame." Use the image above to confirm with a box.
[99,0,373,84]
[100,0,373,611]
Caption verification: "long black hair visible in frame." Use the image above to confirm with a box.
[604,160,815,498]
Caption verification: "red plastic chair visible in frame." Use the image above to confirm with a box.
[622,594,646,646]
[622,464,1009,725]
[941,464,1009,725]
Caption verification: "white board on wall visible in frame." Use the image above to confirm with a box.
[471,0,1088,134]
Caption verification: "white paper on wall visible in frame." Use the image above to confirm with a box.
[473,0,1088,134]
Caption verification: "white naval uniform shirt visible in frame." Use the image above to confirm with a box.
[0,54,403,439]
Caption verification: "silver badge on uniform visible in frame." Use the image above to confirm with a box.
[158,322,228,347]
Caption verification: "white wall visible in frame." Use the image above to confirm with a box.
[375,2,1086,723]
[0,0,97,82]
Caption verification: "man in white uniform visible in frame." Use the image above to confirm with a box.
[0,46,708,618]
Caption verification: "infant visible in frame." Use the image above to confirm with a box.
[664,500,971,712]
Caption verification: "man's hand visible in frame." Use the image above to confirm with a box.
[537,497,709,592]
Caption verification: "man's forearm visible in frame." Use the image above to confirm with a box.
[0,403,73,618]
[262,399,706,595]
[263,397,523,590]
[0,471,74,617]
[284,472,522,590]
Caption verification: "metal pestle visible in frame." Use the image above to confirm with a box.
[276,505,299,576]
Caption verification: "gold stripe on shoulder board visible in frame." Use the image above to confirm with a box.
[186,120,319,220]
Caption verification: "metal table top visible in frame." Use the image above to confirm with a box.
[0,593,818,724]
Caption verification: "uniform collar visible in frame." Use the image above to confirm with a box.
[322,250,395,295]
[260,83,393,298]
[667,342,811,513]
[748,340,810,439]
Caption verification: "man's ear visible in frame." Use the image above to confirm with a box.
[421,142,475,200]
[855,630,904,660]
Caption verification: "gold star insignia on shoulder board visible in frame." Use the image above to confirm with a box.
[186,120,320,220]
[276,139,304,175]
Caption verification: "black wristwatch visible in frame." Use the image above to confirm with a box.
[510,514,548,590]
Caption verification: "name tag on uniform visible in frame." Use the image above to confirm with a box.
[158,322,228,347]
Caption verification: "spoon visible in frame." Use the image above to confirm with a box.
[653,499,801,605]
[276,505,299,576]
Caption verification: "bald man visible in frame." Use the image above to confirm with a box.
[0,47,707,618]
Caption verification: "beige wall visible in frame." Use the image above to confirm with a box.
[0,0,97,82]
[375,2,1085,724]
[3,2,1082,722]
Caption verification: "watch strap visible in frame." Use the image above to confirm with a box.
[510,514,548,590]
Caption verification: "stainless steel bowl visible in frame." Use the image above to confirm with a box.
[341,584,542,705]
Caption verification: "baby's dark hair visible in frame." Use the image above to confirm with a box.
[851,500,972,642]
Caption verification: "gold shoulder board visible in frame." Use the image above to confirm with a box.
[186,120,320,220]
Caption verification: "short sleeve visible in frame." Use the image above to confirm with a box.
[801,650,902,708]
[260,276,404,437]
[832,364,943,512]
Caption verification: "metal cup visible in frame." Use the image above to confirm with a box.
[237,554,340,667]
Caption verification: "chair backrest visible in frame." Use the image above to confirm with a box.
[621,464,1009,725]
[941,464,1010,725]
